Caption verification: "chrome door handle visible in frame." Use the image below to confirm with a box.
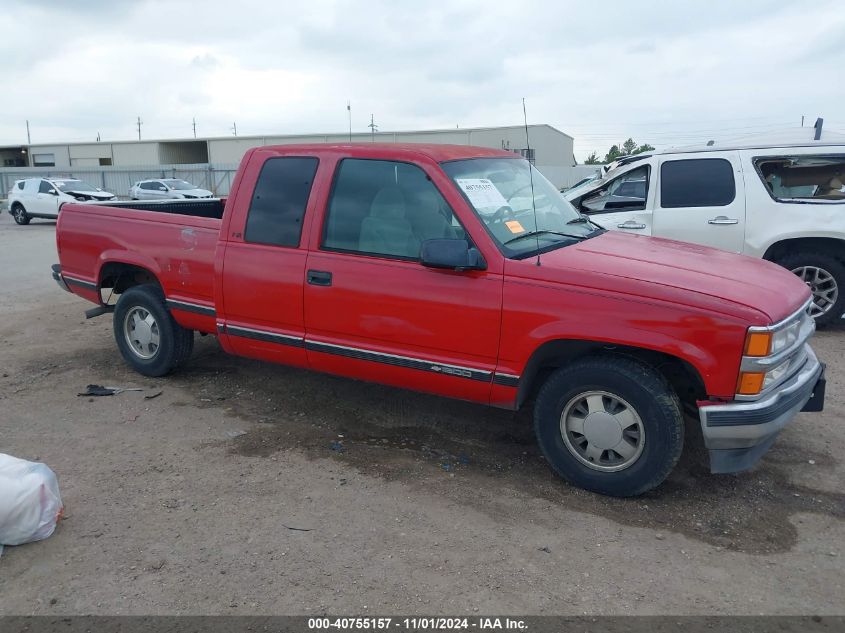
[617,221,646,229]
[708,216,739,225]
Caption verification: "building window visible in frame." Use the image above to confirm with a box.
[99,158,112,166]
[32,153,56,167]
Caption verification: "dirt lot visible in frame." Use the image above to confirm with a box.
[0,211,843,615]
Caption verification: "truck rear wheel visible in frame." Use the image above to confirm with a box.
[776,251,845,326]
[11,204,30,225]
[534,355,684,497]
[113,284,194,377]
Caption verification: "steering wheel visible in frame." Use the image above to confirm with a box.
[489,205,516,223]
[506,184,535,202]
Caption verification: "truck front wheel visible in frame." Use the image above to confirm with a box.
[113,284,194,377]
[534,355,684,497]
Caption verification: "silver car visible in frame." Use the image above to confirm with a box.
[129,179,212,200]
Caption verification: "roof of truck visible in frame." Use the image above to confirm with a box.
[258,143,519,162]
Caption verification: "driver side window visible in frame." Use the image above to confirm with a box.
[580,165,650,214]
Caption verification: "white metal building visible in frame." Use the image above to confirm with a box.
[0,124,585,188]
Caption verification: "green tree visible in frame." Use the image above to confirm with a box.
[584,151,601,165]
[622,138,638,156]
[599,139,654,163]
[604,144,622,163]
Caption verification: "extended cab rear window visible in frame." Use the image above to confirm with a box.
[660,158,735,208]
[755,155,845,203]
[244,157,319,247]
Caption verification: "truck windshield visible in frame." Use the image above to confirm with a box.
[442,157,602,257]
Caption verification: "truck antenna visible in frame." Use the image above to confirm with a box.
[523,98,540,266]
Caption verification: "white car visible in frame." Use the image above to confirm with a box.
[129,179,212,200]
[565,129,845,324]
[7,177,115,225]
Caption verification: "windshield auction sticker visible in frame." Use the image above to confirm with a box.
[456,179,510,213]
[505,220,525,233]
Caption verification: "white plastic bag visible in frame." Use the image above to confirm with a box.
[0,453,63,548]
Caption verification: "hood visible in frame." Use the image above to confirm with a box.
[65,190,114,200]
[177,189,212,197]
[508,231,810,324]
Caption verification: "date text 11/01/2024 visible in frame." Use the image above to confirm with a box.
[307,617,527,630]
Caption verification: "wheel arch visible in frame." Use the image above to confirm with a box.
[763,236,845,263]
[97,260,163,301]
[516,338,707,414]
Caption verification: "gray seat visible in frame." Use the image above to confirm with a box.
[405,189,457,241]
[359,187,420,257]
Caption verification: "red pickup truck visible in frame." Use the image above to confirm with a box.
[53,143,825,496]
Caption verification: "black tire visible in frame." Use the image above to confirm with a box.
[775,251,845,327]
[113,284,194,377]
[534,355,684,497]
[11,203,30,225]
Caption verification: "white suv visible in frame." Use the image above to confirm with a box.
[129,179,212,200]
[566,131,845,324]
[7,177,115,225]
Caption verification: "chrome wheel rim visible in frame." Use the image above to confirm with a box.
[791,266,838,318]
[14,208,25,222]
[560,390,645,472]
[124,306,160,360]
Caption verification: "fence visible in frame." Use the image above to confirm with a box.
[0,163,240,199]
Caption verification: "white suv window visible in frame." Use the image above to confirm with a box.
[755,155,845,202]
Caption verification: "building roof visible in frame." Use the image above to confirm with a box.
[18,123,571,149]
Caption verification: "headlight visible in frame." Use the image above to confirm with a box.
[737,305,812,396]
[743,317,803,357]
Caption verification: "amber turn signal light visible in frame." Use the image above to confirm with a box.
[737,371,765,395]
[744,331,772,357]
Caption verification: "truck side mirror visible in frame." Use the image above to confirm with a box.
[420,239,486,271]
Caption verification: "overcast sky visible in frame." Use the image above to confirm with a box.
[2,0,842,160]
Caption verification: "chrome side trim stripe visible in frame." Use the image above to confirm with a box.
[305,340,492,383]
[221,324,304,348]
[492,373,520,387]
[220,325,504,384]
[165,299,216,317]
[63,275,97,291]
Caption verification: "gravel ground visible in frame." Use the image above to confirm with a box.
[0,212,843,615]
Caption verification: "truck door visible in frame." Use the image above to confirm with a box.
[217,155,320,368]
[303,158,503,404]
[577,164,655,236]
[652,152,746,253]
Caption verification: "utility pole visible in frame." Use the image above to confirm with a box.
[347,101,352,142]
[192,117,197,138]
[26,120,31,144]
[801,115,805,127]
[231,122,238,136]
[136,116,143,140]
[368,114,378,142]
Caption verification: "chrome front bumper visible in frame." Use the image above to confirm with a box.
[699,344,825,474]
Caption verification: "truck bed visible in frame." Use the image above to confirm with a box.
[88,198,225,219]
[56,200,222,332]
